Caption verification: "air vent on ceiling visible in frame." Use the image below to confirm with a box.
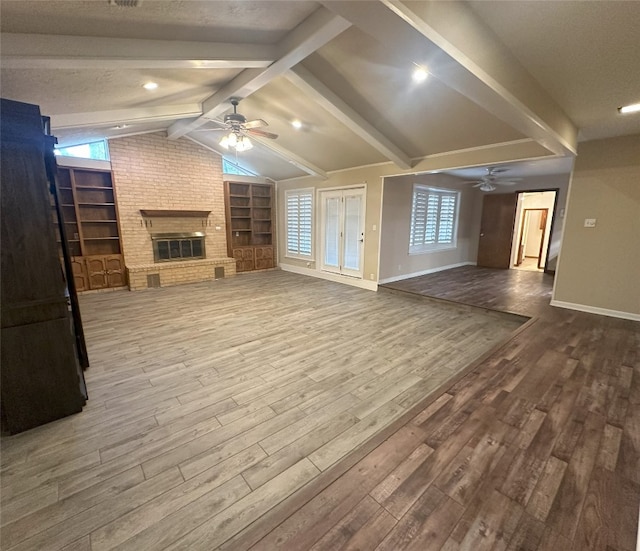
[109,0,142,7]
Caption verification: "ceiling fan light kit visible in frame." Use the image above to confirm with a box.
[220,133,253,152]
[478,183,497,192]
[213,98,278,153]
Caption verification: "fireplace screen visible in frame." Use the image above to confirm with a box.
[152,233,206,262]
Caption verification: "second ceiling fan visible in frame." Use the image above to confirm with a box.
[462,167,522,192]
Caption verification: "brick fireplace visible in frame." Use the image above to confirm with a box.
[109,132,235,290]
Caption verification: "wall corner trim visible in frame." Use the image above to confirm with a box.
[279,263,378,291]
[550,300,640,322]
[378,261,476,285]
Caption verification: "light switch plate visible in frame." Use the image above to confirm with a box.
[584,218,597,227]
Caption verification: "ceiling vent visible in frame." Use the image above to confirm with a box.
[108,0,142,7]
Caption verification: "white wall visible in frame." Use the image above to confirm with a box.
[276,165,384,290]
[553,134,640,319]
[379,173,480,282]
[524,211,543,257]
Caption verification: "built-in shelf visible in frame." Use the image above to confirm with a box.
[140,209,211,218]
[54,166,124,286]
[224,181,275,273]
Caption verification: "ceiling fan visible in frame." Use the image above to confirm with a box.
[462,167,522,192]
[196,99,278,152]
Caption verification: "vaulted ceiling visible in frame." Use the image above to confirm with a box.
[2,1,638,181]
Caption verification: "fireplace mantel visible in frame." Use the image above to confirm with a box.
[140,209,211,218]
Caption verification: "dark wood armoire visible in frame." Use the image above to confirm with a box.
[1,98,87,434]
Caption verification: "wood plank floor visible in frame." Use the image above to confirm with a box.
[227,267,640,551]
[382,265,555,317]
[0,270,524,551]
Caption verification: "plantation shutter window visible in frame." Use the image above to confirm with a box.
[286,189,313,258]
[409,186,460,253]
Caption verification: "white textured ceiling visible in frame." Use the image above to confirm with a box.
[0,0,638,180]
[0,1,319,43]
[304,27,526,157]
[468,0,640,141]
[0,68,242,114]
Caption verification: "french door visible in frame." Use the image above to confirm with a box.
[319,187,365,278]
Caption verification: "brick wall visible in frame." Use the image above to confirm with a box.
[108,132,235,289]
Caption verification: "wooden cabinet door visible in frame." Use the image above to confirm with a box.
[242,248,254,272]
[232,248,245,272]
[105,255,126,287]
[85,256,108,289]
[71,257,89,292]
[254,247,274,270]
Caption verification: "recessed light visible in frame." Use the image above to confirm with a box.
[412,66,428,83]
[291,119,302,129]
[143,81,158,90]
[618,102,640,114]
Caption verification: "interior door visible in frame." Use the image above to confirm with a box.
[320,188,365,278]
[477,193,518,269]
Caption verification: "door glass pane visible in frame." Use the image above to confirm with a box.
[192,239,203,258]
[324,196,340,268]
[180,240,192,258]
[169,240,181,258]
[158,241,170,260]
[343,194,362,271]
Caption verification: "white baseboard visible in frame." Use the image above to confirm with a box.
[378,262,476,284]
[550,300,640,322]
[280,263,379,291]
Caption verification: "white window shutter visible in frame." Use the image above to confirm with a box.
[409,186,459,253]
[286,190,313,258]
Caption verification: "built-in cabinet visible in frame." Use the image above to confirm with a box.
[53,166,125,291]
[224,181,275,272]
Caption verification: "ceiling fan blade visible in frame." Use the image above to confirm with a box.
[243,119,268,129]
[247,128,278,139]
[191,127,227,133]
[202,119,227,128]
[472,183,484,187]
[495,180,521,186]
[461,180,482,184]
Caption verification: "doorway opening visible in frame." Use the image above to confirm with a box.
[510,190,558,273]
